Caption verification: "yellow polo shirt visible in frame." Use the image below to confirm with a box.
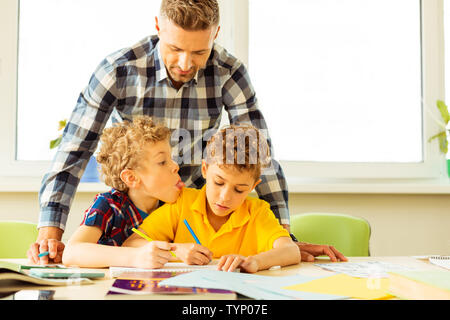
[139,186,290,258]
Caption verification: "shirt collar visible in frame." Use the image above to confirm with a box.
[154,40,199,86]
[191,185,250,230]
[155,41,169,83]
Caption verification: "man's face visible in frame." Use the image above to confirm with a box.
[156,16,219,86]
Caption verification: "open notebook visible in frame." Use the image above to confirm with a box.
[429,256,450,271]
[109,261,225,278]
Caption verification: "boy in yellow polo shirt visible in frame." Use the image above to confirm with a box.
[123,125,300,273]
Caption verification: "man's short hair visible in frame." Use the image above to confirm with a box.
[160,0,220,30]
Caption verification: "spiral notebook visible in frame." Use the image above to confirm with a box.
[429,256,450,270]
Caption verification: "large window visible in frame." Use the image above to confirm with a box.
[244,0,445,178]
[17,0,160,161]
[0,0,446,180]
[249,0,422,163]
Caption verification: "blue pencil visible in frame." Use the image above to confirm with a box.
[183,219,201,245]
[38,251,49,258]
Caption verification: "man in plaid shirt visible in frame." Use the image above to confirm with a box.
[29,0,347,265]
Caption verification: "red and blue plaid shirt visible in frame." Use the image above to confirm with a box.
[81,188,156,246]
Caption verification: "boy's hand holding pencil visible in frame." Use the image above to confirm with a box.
[173,242,213,265]
[133,241,178,269]
[131,228,177,268]
[130,227,212,267]
[171,219,212,265]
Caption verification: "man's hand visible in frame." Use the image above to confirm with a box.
[27,227,65,265]
[296,242,348,262]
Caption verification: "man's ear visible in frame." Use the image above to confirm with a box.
[120,169,140,189]
[252,178,262,191]
[201,160,208,179]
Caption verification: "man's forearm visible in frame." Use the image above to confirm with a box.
[38,74,116,232]
[37,227,64,242]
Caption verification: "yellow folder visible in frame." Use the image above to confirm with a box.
[283,274,394,300]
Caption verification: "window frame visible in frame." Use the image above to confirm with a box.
[0,0,447,180]
[0,0,51,178]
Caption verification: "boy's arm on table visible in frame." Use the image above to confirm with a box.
[253,236,301,270]
[217,236,300,273]
[121,231,148,247]
[62,226,175,268]
[62,225,137,268]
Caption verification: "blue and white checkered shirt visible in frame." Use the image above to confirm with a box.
[38,35,290,231]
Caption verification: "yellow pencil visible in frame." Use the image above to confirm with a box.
[131,228,176,257]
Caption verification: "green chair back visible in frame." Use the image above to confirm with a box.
[0,221,38,258]
[290,213,371,257]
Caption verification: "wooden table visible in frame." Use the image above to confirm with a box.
[0,256,443,300]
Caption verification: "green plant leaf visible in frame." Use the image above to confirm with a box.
[428,131,445,142]
[429,131,448,154]
[438,134,448,154]
[58,119,67,131]
[436,100,450,124]
[50,136,62,149]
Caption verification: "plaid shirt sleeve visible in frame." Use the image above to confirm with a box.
[38,58,118,230]
[82,194,112,231]
[222,63,290,225]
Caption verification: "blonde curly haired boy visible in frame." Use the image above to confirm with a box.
[62,116,184,268]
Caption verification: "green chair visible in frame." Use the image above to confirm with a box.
[0,221,38,259]
[290,213,371,257]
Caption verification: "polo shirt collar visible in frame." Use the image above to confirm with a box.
[191,186,250,230]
